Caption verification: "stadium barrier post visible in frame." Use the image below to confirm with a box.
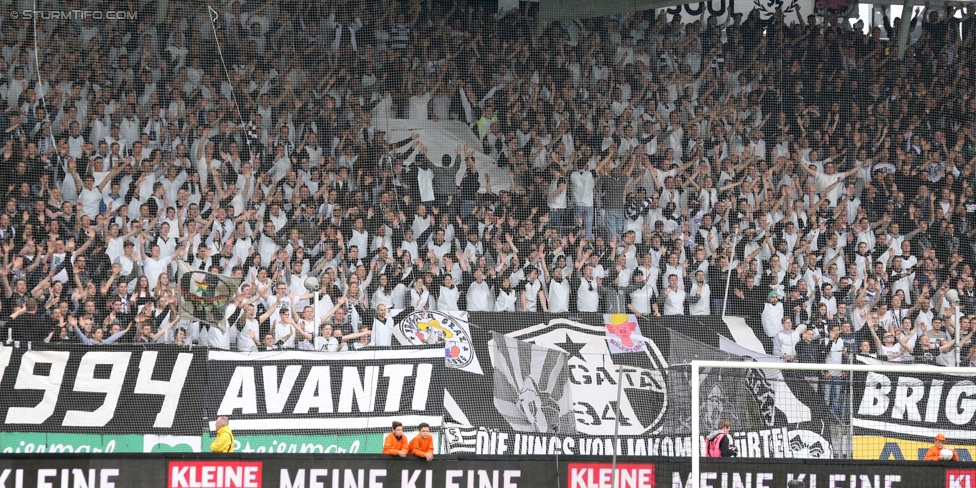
[610,365,624,488]
[955,301,962,367]
[721,233,741,317]
[848,346,854,457]
[952,296,962,366]
[554,424,560,488]
[947,289,962,366]
[690,364,701,488]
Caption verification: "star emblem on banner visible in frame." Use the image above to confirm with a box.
[555,336,587,361]
[194,280,209,294]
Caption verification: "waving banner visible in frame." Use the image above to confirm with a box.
[441,313,834,458]
[392,310,484,375]
[176,261,241,332]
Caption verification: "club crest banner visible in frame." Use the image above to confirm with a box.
[176,261,241,332]
[393,310,484,375]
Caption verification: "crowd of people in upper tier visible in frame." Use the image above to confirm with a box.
[0,1,974,371]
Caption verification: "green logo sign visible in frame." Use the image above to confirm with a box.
[227,434,387,454]
[0,433,145,453]
[1,433,203,453]
[2,432,433,454]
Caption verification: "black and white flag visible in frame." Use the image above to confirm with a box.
[490,332,576,434]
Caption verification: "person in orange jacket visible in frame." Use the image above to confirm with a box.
[409,422,435,461]
[382,421,408,458]
[924,434,959,461]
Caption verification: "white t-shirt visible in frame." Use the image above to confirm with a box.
[436,286,460,311]
[880,343,908,361]
[547,279,571,313]
[143,255,173,290]
[466,281,493,312]
[105,236,125,263]
[548,176,567,210]
[315,335,345,352]
[348,228,369,253]
[373,288,396,309]
[662,287,685,315]
[79,186,103,218]
[823,337,845,376]
[296,320,316,350]
[274,320,296,348]
[417,167,435,202]
[571,170,595,206]
[408,93,432,120]
[372,317,395,346]
[815,172,844,206]
[209,322,236,350]
[576,277,600,312]
[629,283,653,315]
[494,288,517,312]
[688,283,710,315]
[237,318,260,352]
[410,287,430,310]
[762,302,785,338]
[522,279,543,312]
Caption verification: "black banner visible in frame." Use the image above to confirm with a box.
[648,458,946,488]
[0,454,957,487]
[852,370,976,443]
[204,348,446,433]
[445,313,833,458]
[446,314,671,455]
[0,344,205,435]
[6,313,973,460]
[0,314,839,458]
[0,456,163,487]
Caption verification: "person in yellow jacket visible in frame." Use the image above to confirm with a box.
[382,421,408,458]
[409,423,435,461]
[210,416,234,453]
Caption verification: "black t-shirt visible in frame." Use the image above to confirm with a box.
[916,345,940,365]
[894,170,920,202]
[796,339,820,363]
[9,312,53,343]
[707,263,726,296]
[460,171,480,202]
[2,292,29,319]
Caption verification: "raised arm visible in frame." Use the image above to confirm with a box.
[152,314,181,342]
[799,162,818,178]
[867,325,883,352]
[68,158,83,190]
[96,158,128,192]
[340,328,371,343]
[319,295,347,323]
[102,320,134,345]
[259,296,282,324]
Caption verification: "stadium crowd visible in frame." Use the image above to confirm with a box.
[0,0,975,380]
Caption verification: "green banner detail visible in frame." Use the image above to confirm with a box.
[0,433,146,453]
[0,433,203,453]
[1,432,413,454]
[222,433,388,454]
